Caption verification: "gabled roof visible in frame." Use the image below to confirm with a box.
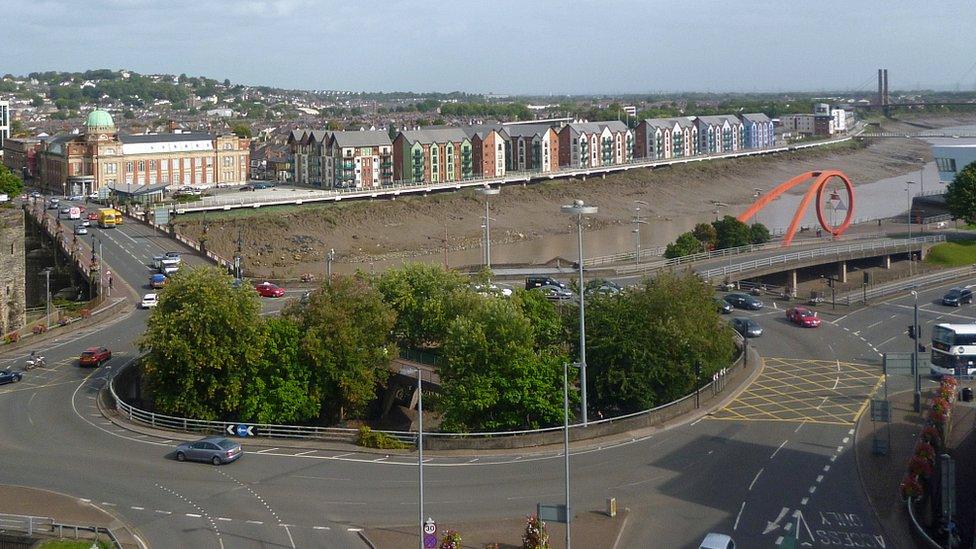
[462,124,506,140]
[398,128,470,145]
[696,114,742,127]
[563,120,630,136]
[288,129,309,144]
[502,123,557,139]
[330,130,392,148]
[740,113,772,124]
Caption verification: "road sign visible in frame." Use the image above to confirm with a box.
[537,503,570,523]
[226,424,255,437]
[423,518,437,548]
[154,206,169,227]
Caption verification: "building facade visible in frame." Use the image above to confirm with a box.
[0,100,9,158]
[393,128,473,183]
[467,127,508,179]
[323,131,393,189]
[35,110,249,195]
[695,115,744,154]
[739,113,775,149]
[933,140,976,183]
[2,137,41,179]
[0,208,26,337]
[558,121,633,168]
[634,117,697,160]
[502,123,560,173]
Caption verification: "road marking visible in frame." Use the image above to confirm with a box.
[331,452,353,459]
[294,450,317,456]
[749,468,764,491]
[131,506,144,510]
[690,417,704,426]
[313,526,331,530]
[770,440,788,459]
[842,436,850,444]
[347,528,363,532]
[801,497,809,506]
[830,454,837,462]
[794,421,806,433]
[246,520,263,525]
[816,475,824,483]
[837,445,844,453]
[775,536,784,545]
[867,320,883,329]
[254,448,279,454]
[155,510,171,515]
[734,501,746,531]
[282,523,296,549]
[217,517,232,521]
[101,502,116,506]
[823,465,831,473]
[808,486,817,494]
[765,507,790,534]
[186,513,202,518]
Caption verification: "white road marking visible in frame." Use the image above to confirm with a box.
[794,421,806,433]
[313,526,331,530]
[867,320,883,329]
[800,497,809,506]
[254,448,279,454]
[294,450,317,456]
[776,536,784,545]
[131,506,144,510]
[245,520,263,525]
[690,417,704,426]
[808,486,817,494]
[347,527,363,532]
[734,501,746,530]
[842,437,850,444]
[823,465,831,473]
[217,517,232,522]
[837,445,844,453]
[749,468,764,491]
[186,513,202,518]
[770,440,788,459]
[816,475,824,483]
[282,523,296,549]
[101,502,116,506]
[155,510,171,515]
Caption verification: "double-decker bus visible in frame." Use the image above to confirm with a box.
[930,323,976,377]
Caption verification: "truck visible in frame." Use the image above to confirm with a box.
[111,208,124,226]
[97,208,118,228]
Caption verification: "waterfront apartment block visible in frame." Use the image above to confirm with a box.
[393,128,473,183]
[502,123,561,173]
[289,130,393,188]
[634,117,698,160]
[466,126,508,179]
[557,121,632,169]
[695,115,744,155]
[739,113,775,149]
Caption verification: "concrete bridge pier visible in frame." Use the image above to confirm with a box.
[883,255,891,269]
[838,261,847,284]
[787,269,798,297]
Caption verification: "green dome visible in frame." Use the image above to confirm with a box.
[86,110,115,130]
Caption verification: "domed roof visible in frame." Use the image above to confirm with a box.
[86,110,115,130]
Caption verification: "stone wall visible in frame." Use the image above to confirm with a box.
[0,208,26,335]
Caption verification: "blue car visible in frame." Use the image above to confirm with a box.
[0,369,23,385]
[150,273,168,289]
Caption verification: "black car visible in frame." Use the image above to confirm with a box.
[715,298,733,314]
[724,293,763,310]
[0,369,23,385]
[585,279,622,296]
[526,276,567,290]
[253,182,274,190]
[731,317,763,338]
[942,287,973,307]
[239,185,255,192]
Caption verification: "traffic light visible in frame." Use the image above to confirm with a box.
[908,325,916,339]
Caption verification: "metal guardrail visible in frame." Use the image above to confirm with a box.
[0,512,122,548]
[838,264,976,305]
[697,235,945,279]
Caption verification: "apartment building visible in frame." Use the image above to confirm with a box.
[558,121,632,169]
[695,115,744,154]
[466,126,508,179]
[634,117,697,160]
[323,130,393,189]
[739,113,775,149]
[393,128,473,183]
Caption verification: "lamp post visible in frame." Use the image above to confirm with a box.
[753,188,763,226]
[632,200,647,264]
[906,181,916,277]
[41,268,52,329]
[401,366,425,549]
[911,290,921,413]
[563,361,573,549]
[326,248,335,283]
[918,157,925,196]
[477,187,500,269]
[561,199,597,425]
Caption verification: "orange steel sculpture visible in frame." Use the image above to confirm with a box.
[737,170,855,247]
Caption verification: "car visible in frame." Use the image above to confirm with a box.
[239,185,255,192]
[79,346,112,367]
[73,224,88,235]
[141,293,158,308]
[164,251,182,264]
[699,533,736,549]
[534,284,575,302]
[175,436,243,465]
[80,220,90,227]
[525,276,567,290]
[254,281,285,297]
[88,192,99,200]
[723,293,763,310]
[473,283,514,298]
[29,191,41,198]
[59,207,71,215]
[731,317,763,338]
[68,194,84,201]
[87,212,99,221]
[715,298,733,314]
[252,182,273,190]
[150,273,168,289]
[786,306,821,327]
[0,369,23,385]
[585,279,622,296]
[159,264,180,276]
[942,287,973,307]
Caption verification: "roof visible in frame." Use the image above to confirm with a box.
[740,112,771,124]
[118,132,214,144]
[86,109,115,129]
[563,120,630,136]
[461,124,506,140]
[398,127,470,145]
[330,130,391,148]
[502,123,556,139]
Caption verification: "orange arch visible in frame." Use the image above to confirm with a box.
[737,170,855,247]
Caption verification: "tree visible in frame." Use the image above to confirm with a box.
[749,222,772,244]
[375,263,474,350]
[439,298,569,432]
[580,271,736,414]
[139,267,265,420]
[0,163,24,198]
[692,222,718,250]
[946,161,976,225]
[232,123,252,139]
[223,78,231,87]
[664,231,703,259]
[238,317,319,424]
[510,288,565,352]
[712,215,752,249]
[288,275,396,421]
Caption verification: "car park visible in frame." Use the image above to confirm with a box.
[942,287,973,307]
[534,284,575,302]
[715,298,733,314]
[150,273,168,289]
[699,533,735,549]
[255,281,285,297]
[141,293,158,308]
[79,346,112,367]
[73,224,88,235]
[731,317,763,338]
[175,436,243,465]
[525,276,567,290]
[786,306,821,327]
[723,293,763,310]
[0,369,23,385]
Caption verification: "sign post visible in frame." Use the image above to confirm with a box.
[423,518,436,549]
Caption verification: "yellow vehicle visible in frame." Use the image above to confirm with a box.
[111,208,124,226]
[97,208,118,228]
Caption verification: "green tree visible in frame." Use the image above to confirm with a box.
[140,267,265,420]
[510,288,566,352]
[664,231,703,259]
[712,215,752,249]
[289,275,396,421]
[376,263,474,349]
[232,123,252,139]
[0,163,25,198]
[749,222,772,244]
[239,317,319,424]
[692,222,718,249]
[946,161,976,225]
[580,271,736,414]
[439,298,569,431]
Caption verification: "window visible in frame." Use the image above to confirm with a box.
[138,160,145,171]
[149,160,156,170]
[206,157,213,167]
[125,162,133,173]
[936,158,957,173]
[223,157,233,167]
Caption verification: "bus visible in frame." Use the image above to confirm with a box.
[97,208,118,229]
[930,323,976,377]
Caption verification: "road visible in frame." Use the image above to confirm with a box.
[3,196,962,548]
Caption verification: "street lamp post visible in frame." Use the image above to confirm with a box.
[632,200,647,264]
[906,181,916,277]
[561,199,597,425]
[911,290,922,413]
[477,187,500,269]
[563,361,572,549]
[918,157,925,196]
[401,366,425,549]
[753,188,763,226]
[42,268,51,329]
[326,248,335,283]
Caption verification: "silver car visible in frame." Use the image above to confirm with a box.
[175,436,243,465]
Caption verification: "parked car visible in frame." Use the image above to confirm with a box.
[159,264,180,276]
[0,369,23,385]
[525,276,567,290]
[786,306,821,327]
[253,182,273,190]
[174,436,243,465]
[68,194,84,201]
[723,293,763,310]
[731,317,763,338]
[942,287,973,307]
[715,298,733,314]
[472,283,514,298]
[534,284,575,302]
[79,346,112,367]
[141,293,158,308]
[150,273,168,289]
[254,281,285,297]
[164,251,183,264]
[700,533,735,549]
[239,185,255,192]
[73,224,88,235]
[585,279,622,296]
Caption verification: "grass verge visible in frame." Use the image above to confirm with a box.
[37,540,113,548]
[925,241,976,267]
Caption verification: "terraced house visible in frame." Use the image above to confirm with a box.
[634,117,698,160]
[739,113,775,149]
[393,128,473,183]
[557,121,632,169]
[695,115,744,154]
[502,123,560,174]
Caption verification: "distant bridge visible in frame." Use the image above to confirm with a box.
[860,131,976,139]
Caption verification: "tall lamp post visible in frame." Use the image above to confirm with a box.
[326,248,335,283]
[401,366,425,549]
[911,290,921,413]
[561,199,597,425]
[906,180,916,277]
[477,187,500,268]
[563,361,573,549]
[632,200,647,264]
[41,268,52,329]
[917,157,925,196]
[753,188,764,226]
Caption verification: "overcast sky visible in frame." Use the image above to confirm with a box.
[6,0,976,94]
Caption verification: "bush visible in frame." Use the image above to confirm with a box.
[439,530,462,549]
[32,324,46,334]
[356,426,408,450]
[3,332,19,344]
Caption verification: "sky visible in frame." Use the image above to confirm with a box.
[5,0,976,95]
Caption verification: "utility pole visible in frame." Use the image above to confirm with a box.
[563,361,572,549]
[235,224,244,279]
[326,248,335,283]
[912,290,921,413]
[907,181,916,277]
[477,187,499,269]
[632,200,647,264]
[43,268,51,329]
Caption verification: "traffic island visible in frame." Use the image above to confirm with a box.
[0,485,144,548]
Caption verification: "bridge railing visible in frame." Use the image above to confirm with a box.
[838,264,976,305]
[697,235,945,280]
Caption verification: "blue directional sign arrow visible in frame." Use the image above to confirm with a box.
[226,424,255,437]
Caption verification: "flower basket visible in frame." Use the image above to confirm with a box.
[920,425,942,448]
[79,308,92,319]
[522,514,551,549]
[909,455,934,477]
[438,530,462,549]
[31,324,46,335]
[931,408,948,425]
[3,332,19,344]
[915,441,936,463]
[900,474,923,500]
[931,397,950,416]
[942,375,958,389]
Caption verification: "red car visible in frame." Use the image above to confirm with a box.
[79,346,112,367]
[254,282,285,298]
[87,212,99,221]
[786,307,821,328]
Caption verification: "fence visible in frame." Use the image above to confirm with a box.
[837,264,976,305]
[0,513,122,548]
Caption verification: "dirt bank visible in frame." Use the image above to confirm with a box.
[174,115,973,278]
